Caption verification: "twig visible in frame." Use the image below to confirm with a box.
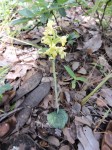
[0,107,23,122]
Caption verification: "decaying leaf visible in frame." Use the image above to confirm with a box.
[16,82,51,128]
[63,127,75,144]
[76,126,99,150]
[48,136,60,146]
[83,34,102,53]
[102,120,112,150]
[59,145,70,150]
[12,71,42,103]
[105,45,112,60]
[100,88,112,107]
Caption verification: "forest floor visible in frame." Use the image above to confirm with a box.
[0,6,112,150]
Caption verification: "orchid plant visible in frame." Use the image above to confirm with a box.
[41,20,68,129]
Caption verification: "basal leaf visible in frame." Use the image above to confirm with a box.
[64,66,76,79]
[47,109,68,129]
[76,77,87,82]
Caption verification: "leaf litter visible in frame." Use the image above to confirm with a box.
[0,4,112,150]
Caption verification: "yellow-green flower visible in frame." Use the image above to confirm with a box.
[41,20,67,60]
[43,20,55,36]
[60,36,67,46]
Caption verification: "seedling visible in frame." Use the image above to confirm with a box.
[64,66,87,89]
[40,20,68,129]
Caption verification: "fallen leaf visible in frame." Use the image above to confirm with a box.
[96,97,107,107]
[3,46,19,63]
[78,67,87,75]
[12,71,42,102]
[76,126,99,150]
[83,34,102,53]
[48,136,60,147]
[63,127,75,144]
[0,123,10,137]
[102,120,112,150]
[105,45,112,60]
[100,88,112,107]
[75,116,92,126]
[64,91,71,103]
[72,61,80,71]
[59,145,70,150]
[6,64,32,80]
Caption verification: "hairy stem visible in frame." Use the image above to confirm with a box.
[81,73,112,105]
[52,59,59,111]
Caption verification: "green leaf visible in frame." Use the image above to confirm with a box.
[68,31,80,40]
[19,8,35,18]
[11,18,30,25]
[47,109,68,129]
[57,0,67,4]
[58,8,66,17]
[76,77,87,82]
[0,83,12,95]
[71,80,76,89]
[40,12,51,23]
[64,66,76,79]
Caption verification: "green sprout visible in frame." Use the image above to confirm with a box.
[40,20,68,129]
[64,65,87,89]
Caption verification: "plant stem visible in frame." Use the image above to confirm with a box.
[81,73,112,105]
[52,59,59,111]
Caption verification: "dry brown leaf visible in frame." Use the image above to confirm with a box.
[59,145,70,150]
[0,123,10,137]
[63,127,75,144]
[48,136,60,147]
[100,88,112,107]
[75,116,92,126]
[3,46,19,63]
[72,61,80,71]
[6,64,32,80]
[102,120,112,150]
[96,98,107,107]
[105,45,112,60]
[40,94,53,109]
[83,34,102,53]
[64,91,71,103]
[78,67,87,75]
[76,126,99,150]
